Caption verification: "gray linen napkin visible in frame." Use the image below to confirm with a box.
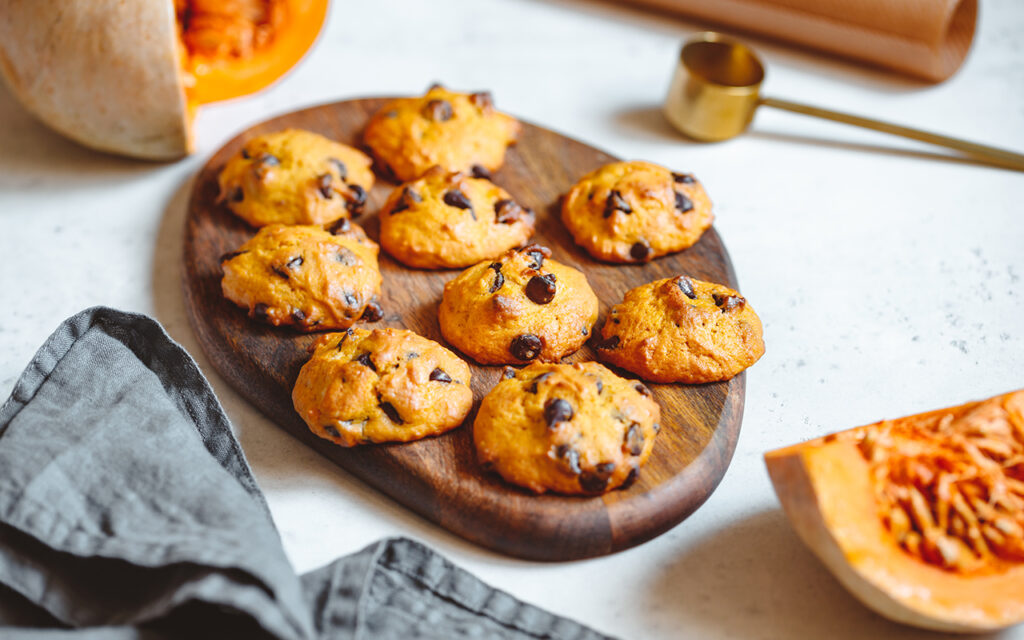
[0,307,611,640]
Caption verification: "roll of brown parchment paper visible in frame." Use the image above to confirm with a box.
[626,0,976,82]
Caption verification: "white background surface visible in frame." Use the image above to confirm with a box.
[1,1,1023,638]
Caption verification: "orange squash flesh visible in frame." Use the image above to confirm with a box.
[176,0,328,106]
[766,391,1024,633]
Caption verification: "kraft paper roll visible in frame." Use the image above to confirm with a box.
[626,0,977,82]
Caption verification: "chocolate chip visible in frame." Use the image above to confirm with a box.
[596,462,616,474]
[407,352,419,359]
[488,262,504,293]
[328,218,351,235]
[494,199,525,224]
[429,368,452,383]
[423,99,453,122]
[470,91,493,109]
[230,187,244,203]
[428,82,444,91]
[335,328,353,350]
[527,372,551,394]
[581,327,589,336]
[629,240,652,262]
[253,303,269,321]
[255,152,279,167]
[544,398,574,428]
[652,422,661,433]
[672,172,695,184]
[379,402,403,424]
[219,250,247,263]
[286,256,304,270]
[323,424,340,439]
[361,300,384,322]
[675,191,693,213]
[579,470,610,493]
[524,246,548,270]
[625,422,644,456]
[344,293,358,307]
[271,265,289,279]
[603,189,632,218]
[347,184,367,215]
[356,352,377,371]
[634,382,651,397]
[240,148,251,160]
[594,334,620,350]
[470,164,491,179]
[620,466,639,489]
[555,445,582,475]
[501,366,517,379]
[510,333,542,361]
[525,274,557,305]
[713,293,746,312]
[595,379,603,394]
[443,189,473,211]
[330,157,347,181]
[291,308,306,324]
[335,248,358,266]
[317,173,333,198]
[676,275,697,299]
[391,187,421,214]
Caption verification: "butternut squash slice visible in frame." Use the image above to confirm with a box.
[0,0,327,160]
[766,390,1024,632]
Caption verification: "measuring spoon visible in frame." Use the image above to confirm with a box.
[663,32,1024,172]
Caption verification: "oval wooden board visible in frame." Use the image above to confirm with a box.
[183,97,746,561]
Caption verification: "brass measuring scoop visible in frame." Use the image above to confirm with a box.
[664,32,1024,172]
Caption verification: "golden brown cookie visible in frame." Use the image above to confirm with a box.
[379,167,535,269]
[218,128,374,227]
[595,275,764,383]
[561,160,713,263]
[439,245,598,365]
[292,328,473,446]
[363,85,521,181]
[474,362,661,495]
[220,221,383,331]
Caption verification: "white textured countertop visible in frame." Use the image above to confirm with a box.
[2,1,1023,638]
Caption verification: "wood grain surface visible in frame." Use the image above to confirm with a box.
[182,97,746,561]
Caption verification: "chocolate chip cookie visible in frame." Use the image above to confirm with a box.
[561,160,712,263]
[379,167,535,269]
[363,85,521,181]
[220,222,383,331]
[595,275,764,383]
[438,245,598,365]
[474,362,661,494]
[218,128,373,227]
[293,328,473,446]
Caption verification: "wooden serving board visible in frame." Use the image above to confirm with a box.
[183,97,746,561]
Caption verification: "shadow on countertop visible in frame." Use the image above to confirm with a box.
[646,509,1010,640]
[0,81,153,189]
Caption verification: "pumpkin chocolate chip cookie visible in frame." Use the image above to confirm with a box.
[561,160,712,263]
[363,84,521,181]
[293,328,473,446]
[220,222,382,331]
[218,128,373,227]
[474,361,661,494]
[438,245,598,365]
[595,275,764,383]
[379,167,535,269]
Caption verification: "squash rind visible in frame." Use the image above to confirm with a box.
[765,391,1024,633]
[0,0,191,160]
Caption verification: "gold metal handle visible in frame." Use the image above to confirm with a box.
[760,96,1024,172]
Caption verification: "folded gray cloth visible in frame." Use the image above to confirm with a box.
[0,307,610,640]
